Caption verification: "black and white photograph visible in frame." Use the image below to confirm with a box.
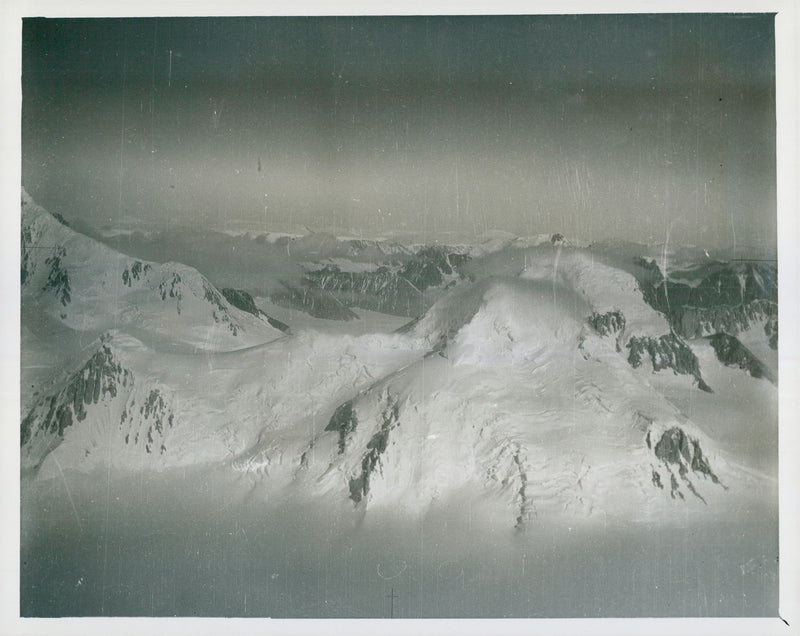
[5,2,799,633]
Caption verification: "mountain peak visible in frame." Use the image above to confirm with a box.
[21,194,285,351]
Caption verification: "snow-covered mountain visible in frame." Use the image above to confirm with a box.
[309,275,734,523]
[96,223,474,319]
[21,189,286,351]
[21,194,777,520]
[20,192,779,616]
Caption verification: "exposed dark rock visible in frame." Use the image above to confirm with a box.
[203,282,241,335]
[21,345,131,446]
[634,412,655,434]
[51,211,70,227]
[651,426,723,502]
[305,266,425,317]
[395,315,423,334]
[634,257,778,348]
[654,427,692,465]
[43,247,71,306]
[673,300,778,349]
[589,310,626,338]
[158,273,182,306]
[689,438,719,484]
[139,389,170,435]
[122,261,151,287]
[271,281,359,321]
[301,246,470,318]
[707,333,775,383]
[627,333,712,392]
[651,469,663,489]
[221,288,260,316]
[399,246,467,290]
[325,399,359,454]
[669,473,684,500]
[264,315,291,333]
[637,258,776,310]
[512,449,534,529]
[348,395,401,504]
[221,288,291,333]
[765,313,778,350]
[203,281,226,312]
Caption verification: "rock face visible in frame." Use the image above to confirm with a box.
[221,288,291,333]
[635,257,778,347]
[637,258,776,308]
[21,343,134,472]
[121,388,176,456]
[348,395,401,503]
[586,312,712,392]
[43,246,71,306]
[21,344,130,447]
[588,310,625,338]
[221,288,260,316]
[674,300,777,349]
[21,338,181,472]
[707,333,775,383]
[270,281,360,321]
[627,333,712,392]
[648,426,723,503]
[283,246,470,318]
[326,399,359,454]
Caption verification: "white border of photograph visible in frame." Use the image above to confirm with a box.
[2,1,797,634]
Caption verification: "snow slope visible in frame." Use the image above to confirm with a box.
[19,194,779,617]
[20,194,776,525]
[21,189,284,352]
[302,276,762,527]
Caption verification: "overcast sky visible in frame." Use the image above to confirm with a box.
[21,14,775,247]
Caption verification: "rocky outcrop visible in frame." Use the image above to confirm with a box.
[348,395,401,504]
[673,300,777,349]
[43,247,71,306]
[158,272,183,304]
[121,260,152,287]
[270,281,359,321]
[201,281,242,335]
[21,344,131,446]
[121,388,175,455]
[21,341,180,468]
[627,333,712,392]
[398,246,469,291]
[300,246,470,318]
[305,266,425,317]
[637,259,776,309]
[484,440,537,528]
[511,448,534,530]
[588,310,625,338]
[325,399,359,454]
[221,288,291,333]
[707,333,775,383]
[221,288,260,316]
[648,426,723,502]
[635,257,778,348]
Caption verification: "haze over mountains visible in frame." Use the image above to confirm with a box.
[20,191,778,617]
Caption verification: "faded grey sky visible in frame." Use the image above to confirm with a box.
[21,14,775,248]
